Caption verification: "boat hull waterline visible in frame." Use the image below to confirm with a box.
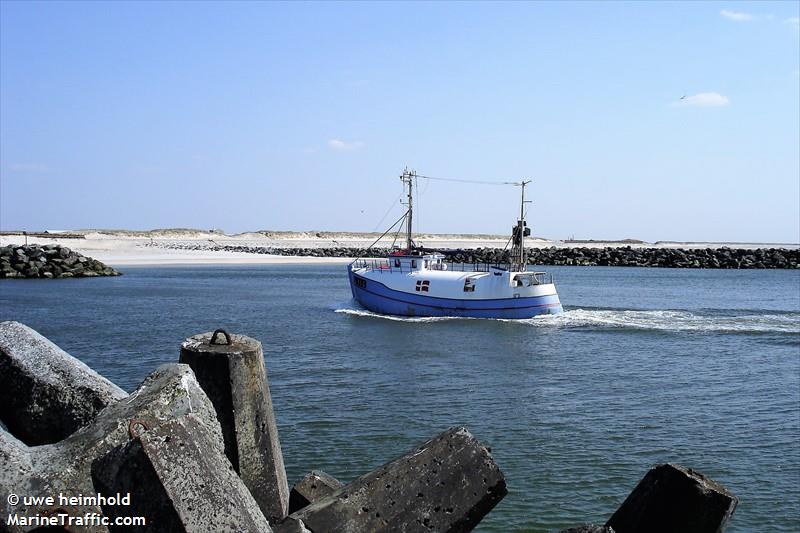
[348,269,563,319]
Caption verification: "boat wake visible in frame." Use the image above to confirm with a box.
[334,308,468,323]
[524,309,800,334]
[334,306,799,334]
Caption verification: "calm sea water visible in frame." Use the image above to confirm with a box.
[1,265,798,532]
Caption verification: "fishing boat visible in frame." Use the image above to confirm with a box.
[347,169,563,319]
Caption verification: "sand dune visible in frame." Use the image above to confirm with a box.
[1,229,795,266]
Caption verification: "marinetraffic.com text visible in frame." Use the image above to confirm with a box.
[6,492,146,528]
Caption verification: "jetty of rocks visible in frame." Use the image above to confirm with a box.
[146,241,799,269]
[0,245,121,279]
[0,321,738,532]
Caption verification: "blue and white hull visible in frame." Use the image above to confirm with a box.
[347,255,563,319]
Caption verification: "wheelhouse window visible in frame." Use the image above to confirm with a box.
[411,259,417,268]
[415,280,430,292]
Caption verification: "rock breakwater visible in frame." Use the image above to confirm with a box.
[0,245,121,279]
[146,242,799,269]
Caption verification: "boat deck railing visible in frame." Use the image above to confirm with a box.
[350,258,418,273]
[351,259,555,284]
[512,271,555,286]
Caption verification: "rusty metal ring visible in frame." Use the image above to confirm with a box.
[209,329,232,345]
[128,418,150,439]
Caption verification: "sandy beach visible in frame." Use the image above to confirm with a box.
[0,233,353,266]
[1,230,796,267]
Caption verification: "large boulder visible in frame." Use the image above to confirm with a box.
[0,245,121,279]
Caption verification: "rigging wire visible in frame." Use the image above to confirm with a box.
[370,191,404,233]
[413,173,531,240]
[500,233,514,254]
[352,210,409,263]
[391,213,406,249]
[415,174,523,186]
[363,171,531,256]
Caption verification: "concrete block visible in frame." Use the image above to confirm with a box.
[180,329,289,522]
[289,470,344,514]
[289,427,506,532]
[1,364,223,533]
[606,463,738,533]
[0,427,32,499]
[92,415,272,532]
[272,518,312,533]
[0,321,128,445]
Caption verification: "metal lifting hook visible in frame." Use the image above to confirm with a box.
[209,329,232,346]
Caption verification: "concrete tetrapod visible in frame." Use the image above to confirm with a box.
[1,364,223,533]
[92,415,272,532]
[0,429,34,496]
[289,471,344,514]
[606,463,738,533]
[0,321,128,446]
[283,427,506,533]
[180,329,289,523]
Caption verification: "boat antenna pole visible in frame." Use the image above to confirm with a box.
[520,180,527,268]
[401,168,416,252]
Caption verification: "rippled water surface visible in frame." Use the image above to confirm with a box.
[2,265,798,532]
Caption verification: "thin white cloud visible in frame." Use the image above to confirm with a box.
[328,139,365,151]
[720,10,799,29]
[675,92,731,107]
[720,9,756,21]
[9,163,48,173]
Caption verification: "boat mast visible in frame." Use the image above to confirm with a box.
[401,168,416,252]
[513,180,532,271]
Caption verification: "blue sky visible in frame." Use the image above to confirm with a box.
[1,1,798,242]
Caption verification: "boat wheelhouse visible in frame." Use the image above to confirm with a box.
[347,169,563,319]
